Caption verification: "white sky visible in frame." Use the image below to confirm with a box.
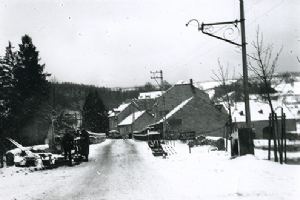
[0,0,299,87]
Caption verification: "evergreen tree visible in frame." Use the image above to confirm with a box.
[10,35,50,136]
[0,42,16,136]
[82,91,108,133]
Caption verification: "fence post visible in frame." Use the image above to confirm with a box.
[283,113,287,163]
[280,109,284,164]
[268,114,271,160]
[275,113,283,164]
[271,112,278,162]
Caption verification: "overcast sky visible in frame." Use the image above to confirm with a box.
[0,0,299,87]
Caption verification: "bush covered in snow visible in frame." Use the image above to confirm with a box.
[192,136,225,151]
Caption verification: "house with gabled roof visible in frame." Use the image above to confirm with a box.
[153,95,228,138]
[118,110,154,137]
[152,79,228,138]
[153,79,211,120]
[230,100,297,138]
[108,97,156,133]
[108,102,139,131]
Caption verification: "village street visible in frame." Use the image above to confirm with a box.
[1,139,300,200]
[1,139,180,200]
[36,139,178,200]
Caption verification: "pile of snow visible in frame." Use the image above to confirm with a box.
[31,145,49,152]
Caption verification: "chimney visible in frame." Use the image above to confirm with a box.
[190,79,193,86]
[190,78,195,94]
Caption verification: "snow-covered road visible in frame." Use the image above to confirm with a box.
[1,139,179,200]
[1,139,300,200]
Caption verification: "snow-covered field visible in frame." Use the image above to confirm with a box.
[1,139,300,200]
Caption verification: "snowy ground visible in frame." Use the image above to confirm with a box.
[1,139,300,200]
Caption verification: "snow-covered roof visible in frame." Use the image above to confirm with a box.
[109,102,131,117]
[115,103,130,112]
[118,110,146,126]
[230,100,296,123]
[158,97,193,123]
[196,80,237,90]
[108,110,115,117]
[138,91,163,99]
[275,81,300,95]
[62,109,81,115]
[175,80,190,85]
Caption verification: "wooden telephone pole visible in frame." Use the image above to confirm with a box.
[239,0,251,128]
[151,70,166,139]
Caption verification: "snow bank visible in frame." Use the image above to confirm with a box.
[133,140,300,200]
[0,142,107,200]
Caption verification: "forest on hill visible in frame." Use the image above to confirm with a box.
[212,71,300,102]
[49,81,160,111]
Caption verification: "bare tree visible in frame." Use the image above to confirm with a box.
[212,59,234,121]
[212,59,235,150]
[248,29,282,113]
[248,28,283,162]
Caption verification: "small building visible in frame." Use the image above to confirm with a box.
[109,91,161,132]
[231,100,297,138]
[108,102,139,131]
[118,110,154,137]
[138,91,163,99]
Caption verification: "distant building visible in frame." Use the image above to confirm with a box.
[108,102,139,131]
[118,111,154,136]
[138,91,163,99]
[275,80,300,124]
[230,100,297,138]
[108,98,156,134]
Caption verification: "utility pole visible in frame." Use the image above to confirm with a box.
[186,0,251,128]
[151,70,166,140]
[239,0,251,128]
[151,70,164,89]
